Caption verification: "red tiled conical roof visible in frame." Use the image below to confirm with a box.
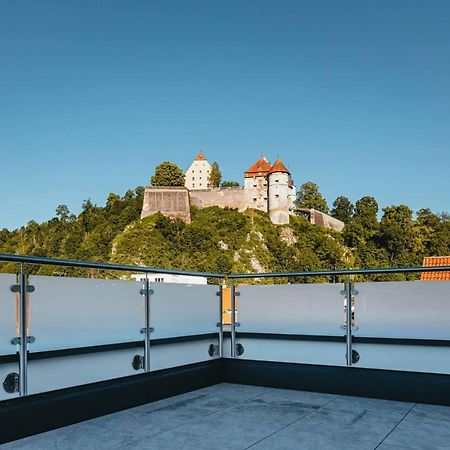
[269,159,290,174]
[195,152,207,161]
[244,157,272,178]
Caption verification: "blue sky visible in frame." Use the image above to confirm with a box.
[1,0,449,230]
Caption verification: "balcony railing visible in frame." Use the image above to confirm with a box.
[1,252,450,401]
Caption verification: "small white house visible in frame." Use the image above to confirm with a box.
[130,273,208,285]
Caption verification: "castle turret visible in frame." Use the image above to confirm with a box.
[185,152,212,190]
[268,159,292,225]
[244,156,271,212]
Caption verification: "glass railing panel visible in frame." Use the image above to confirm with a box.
[238,283,344,335]
[0,274,17,356]
[150,283,219,339]
[28,275,144,352]
[355,281,450,339]
[0,274,19,400]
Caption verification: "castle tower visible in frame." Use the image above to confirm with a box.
[185,152,212,190]
[268,159,292,225]
[244,156,272,212]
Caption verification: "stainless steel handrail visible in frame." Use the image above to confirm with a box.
[1,252,449,279]
[227,266,450,279]
[0,253,224,278]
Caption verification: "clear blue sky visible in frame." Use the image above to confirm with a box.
[1,0,449,230]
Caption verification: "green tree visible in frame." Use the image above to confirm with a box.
[151,162,185,187]
[221,181,240,187]
[294,182,329,213]
[353,196,379,230]
[55,204,70,222]
[379,205,424,264]
[331,196,354,223]
[208,162,222,188]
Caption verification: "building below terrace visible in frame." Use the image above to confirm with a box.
[141,152,344,230]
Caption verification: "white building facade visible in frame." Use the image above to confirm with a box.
[130,273,208,285]
[184,152,212,190]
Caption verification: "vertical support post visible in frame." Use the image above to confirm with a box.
[217,284,224,358]
[230,283,237,358]
[144,276,151,372]
[345,280,353,366]
[19,264,28,396]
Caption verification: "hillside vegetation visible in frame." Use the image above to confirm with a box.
[0,186,448,282]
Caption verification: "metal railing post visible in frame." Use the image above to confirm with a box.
[19,264,28,395]
[230,283,237,357]
[144,276,151,372]
[217,284,224,358]
[345,280,353,366]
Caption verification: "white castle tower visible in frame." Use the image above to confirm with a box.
[268,159,293,225]
[185,152,212,190]
[243,156,271,212]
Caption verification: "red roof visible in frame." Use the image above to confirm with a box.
[244,157,272,178]
[195,152,207,161]
[269,159,290,174]
[421,256,450,281]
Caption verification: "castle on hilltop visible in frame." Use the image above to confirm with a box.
[141,152,344,230]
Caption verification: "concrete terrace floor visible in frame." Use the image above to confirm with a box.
[3,383,450,450]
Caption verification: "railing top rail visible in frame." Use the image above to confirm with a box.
[227,266,450,279]
[1,253,449,280]
[0,253,225,278]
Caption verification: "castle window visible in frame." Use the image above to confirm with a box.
[275,194,279,198]
[275,179,279,183]
[192,177,195,180]
[253,198,257,202]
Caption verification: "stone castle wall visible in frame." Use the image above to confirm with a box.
[141,187,191,223]
[189,187,246,211]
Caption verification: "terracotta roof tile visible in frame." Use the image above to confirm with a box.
[421,256,450,281]
[269,159,290,174]
[244,157,272,178]
[195,152,207,161]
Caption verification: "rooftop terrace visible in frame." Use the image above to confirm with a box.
[1,253,450,447]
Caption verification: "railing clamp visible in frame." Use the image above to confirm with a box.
[11,336,35,345]
[208,344,219,357]
[10,284,35,293]
[132,355,145,370]
[235,343,244,356]
[3,373,20,393]
[140,288,154,295]
[340,289,358,296]
[140,327,154,334]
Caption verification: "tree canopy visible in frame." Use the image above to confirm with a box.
[151,162,185,187]
[221,181,240,187]
[294,182,329,213]
[208,162,222,188]
[331,196,354,223]
[0,184,448,282]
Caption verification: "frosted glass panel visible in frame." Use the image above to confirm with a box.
[29,276,144,352]
[355,281,450,339]
[239,284,344,335]
[151,283,219,339]
[0,274,17,356]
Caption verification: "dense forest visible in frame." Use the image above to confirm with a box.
[0,183,448,282]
